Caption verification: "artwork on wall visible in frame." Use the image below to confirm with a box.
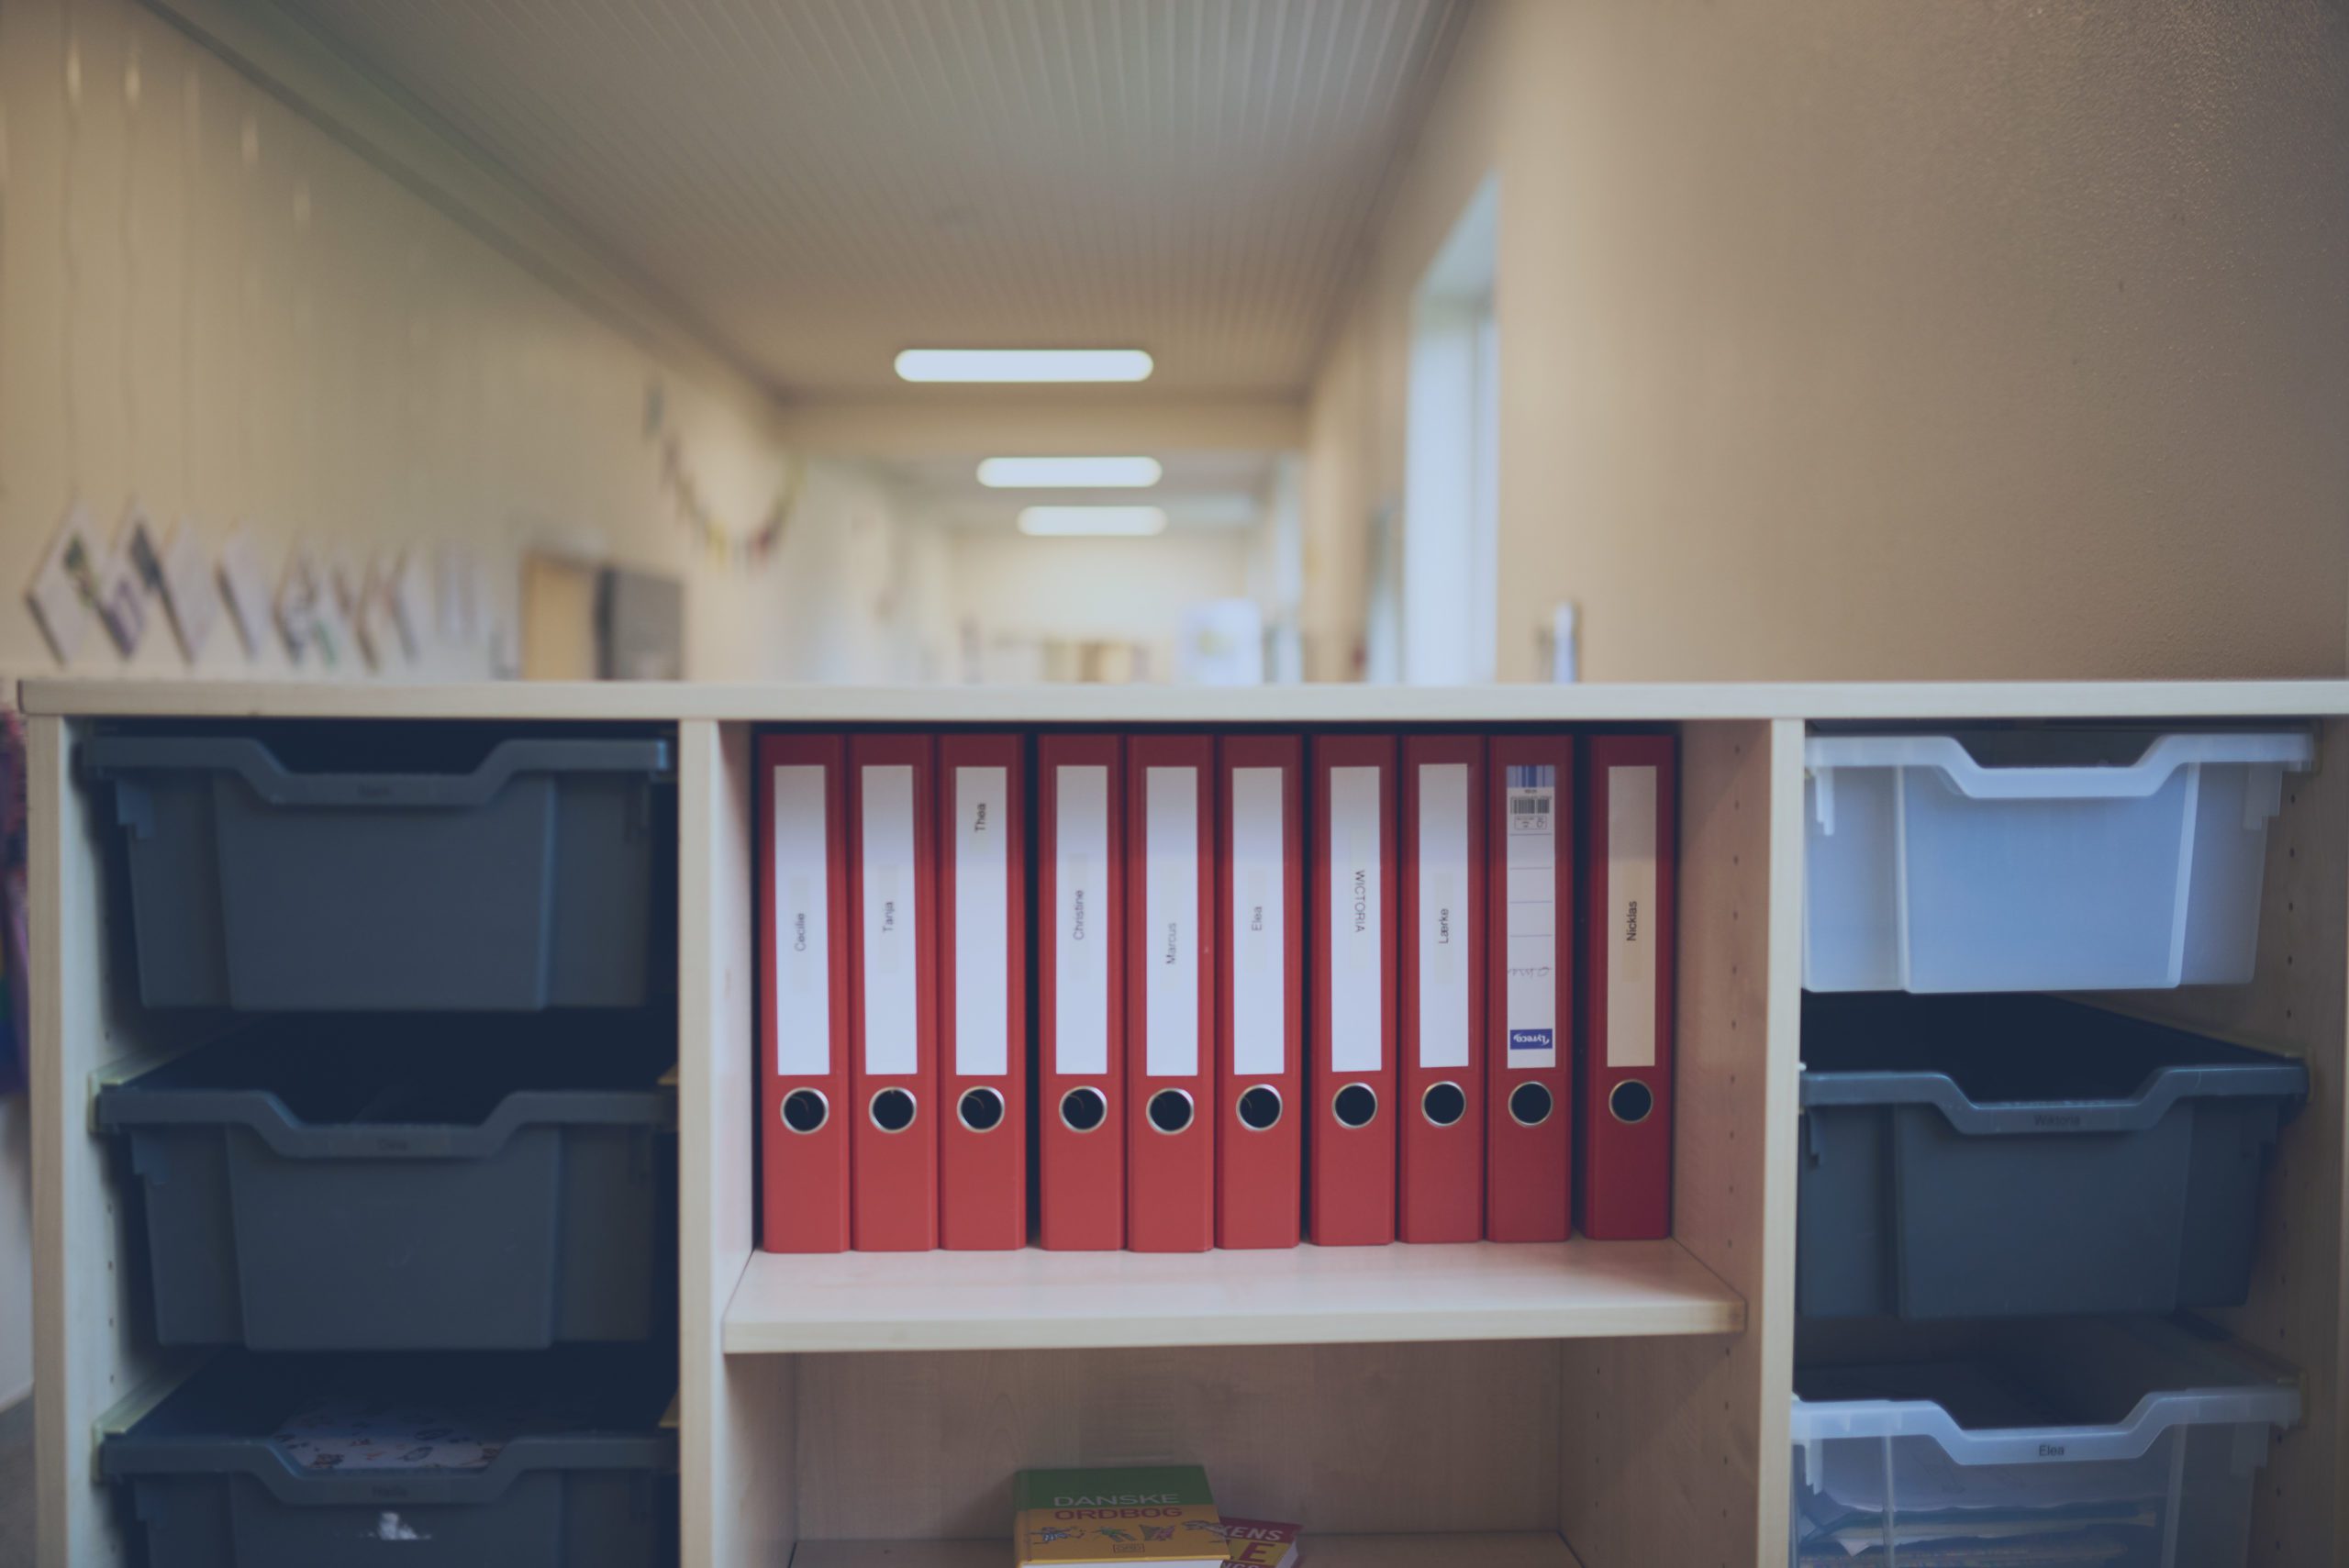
[387,551,429,662]
[596,565,685,681]
[654,422,805,571]
[25,505,107,664]
[218,525,274,658]
[159,517,221,662]
[95,509,152,657]
[24,490,654,682]
[435,541,485,646]
[351,554,408,672]
[275,546,341,668]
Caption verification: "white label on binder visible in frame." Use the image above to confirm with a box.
[953,765,1009,1077]
[860,764,918,1075]
[1504,763,1558,1068]
[1144,766,1200,1078]
[1230,767,1286,1076]
[1329,765,1383,1073]
[1416,762,1471,1069]
[1054,764,1110,1076]
[1606,764,1658,1069]
[773,764,831,1075]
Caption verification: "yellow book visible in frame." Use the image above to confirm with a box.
[1015,1465,1225,1568]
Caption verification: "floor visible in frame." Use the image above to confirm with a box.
[0,1396,28,1568]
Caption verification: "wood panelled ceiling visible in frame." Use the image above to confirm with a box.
[273,0,1471,398]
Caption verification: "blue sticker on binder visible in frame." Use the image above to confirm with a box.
[1510,1029,1554,1053]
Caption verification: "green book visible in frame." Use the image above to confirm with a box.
[1015,1465,1224,1568]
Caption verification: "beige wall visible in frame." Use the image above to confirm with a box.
[946,529,1253,681]
[0,0,958,1409]
[1308,0,2349,683]
[0,0,930,687]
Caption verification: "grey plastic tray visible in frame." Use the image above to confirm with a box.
[99,1014,675,1351]
[1798,993,2305,1319]
[103,1349,676,1568]
[82,728,674,1010]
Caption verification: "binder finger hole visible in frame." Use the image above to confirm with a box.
[1508,1081,1554,1128]
[1059,1085,1108,1132]
[956,1085,1005,1132]
[1237,1085,1283,1131]
[869,1087,918,1133]
[1332,1083,1379,1129]
[1419,1081,1466,1127]
[1146,1088,1195,1134]
[1609,1080,1655,1125]
[781,1088,829,1134]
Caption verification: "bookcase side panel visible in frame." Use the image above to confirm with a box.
[2092,715,2348,1567]
[681,719,797,1566]
[1557,718,1795,1567]
[31,717,217,1568]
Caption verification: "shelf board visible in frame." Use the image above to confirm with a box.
[24,673,2349,725]
[790,1534,1582,1568]
[723,1239,1742,1353]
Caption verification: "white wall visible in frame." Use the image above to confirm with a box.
[1308,0,2349,682]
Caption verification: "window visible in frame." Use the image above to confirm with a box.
[1402,174,1500,685]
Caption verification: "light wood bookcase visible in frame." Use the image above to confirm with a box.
[22,679,2349,1568]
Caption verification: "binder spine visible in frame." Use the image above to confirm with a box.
[758,732,852,1253]
[1308,733,1398,1246]
[1038,735,1127,1250]
[938,734,1028,1251]
[1399,734,1486,1242]
[1126,735,1216,1252]
[1486,735,1575,1243]
[847,733,941,1251]
[1216,734,1305,1250]
[1577,734,1677,1241]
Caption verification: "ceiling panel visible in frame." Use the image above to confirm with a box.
[273,0,1470,398]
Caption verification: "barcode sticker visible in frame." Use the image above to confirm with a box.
[1504,764,1557,1067]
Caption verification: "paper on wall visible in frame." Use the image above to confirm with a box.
[25,504,105,664]
[218,524,274,659]
[159,516,220,662]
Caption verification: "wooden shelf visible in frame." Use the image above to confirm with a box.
[790,1534,1583,1568]
[723,1239,1742,1353]
[24,673,2349,725]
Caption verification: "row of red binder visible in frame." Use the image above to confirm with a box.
[756,730,1675,1253]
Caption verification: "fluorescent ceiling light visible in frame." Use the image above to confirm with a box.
[1019,506,1168,538]
[896,349,1153,383]
[978,455,1163,488]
